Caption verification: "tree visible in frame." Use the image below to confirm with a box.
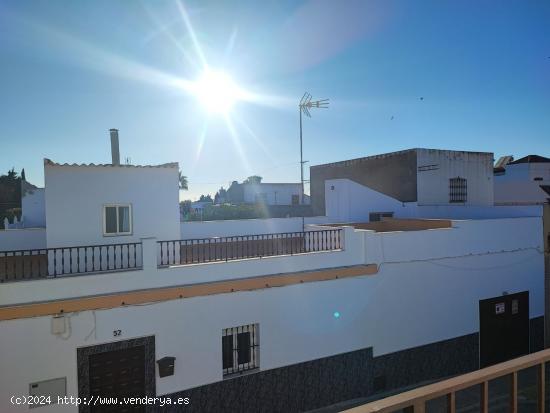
[179,200,192,217]
[198,194,213,203]
[178,170,188,190]
[243,175,262,185]
[0,168,22,229]
[214,187,227,204]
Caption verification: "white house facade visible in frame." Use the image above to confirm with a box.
[44,159,180,248]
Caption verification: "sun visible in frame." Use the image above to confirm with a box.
[192,69,242,114]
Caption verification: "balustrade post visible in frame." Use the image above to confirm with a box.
[141,237,157,270]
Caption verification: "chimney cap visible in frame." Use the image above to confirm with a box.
[109,128,118,132]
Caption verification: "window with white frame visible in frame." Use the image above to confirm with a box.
[449,177,467,203]
[222,323,259,376]
[103,204,132,235]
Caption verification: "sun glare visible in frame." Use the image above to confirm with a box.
[193,69,241,114]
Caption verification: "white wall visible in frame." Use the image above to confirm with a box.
[0,227,362,306]
[494,163,550,205]
[416,204,543,219]
[243,183,302,205]
[324,178,542,222]
[416,149,494,206]
[0,217,543,412]
[21,188,46,228]
[45,163,180,248]
[180,217,306,239]
[0,228,47,251]
[325,179,417,222]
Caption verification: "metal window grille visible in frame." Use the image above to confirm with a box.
[222,324,259,376]
[449,177,467,203]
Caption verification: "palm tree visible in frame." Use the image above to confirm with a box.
[179,170,188,190]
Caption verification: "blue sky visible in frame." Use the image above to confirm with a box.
[1,0,549,201]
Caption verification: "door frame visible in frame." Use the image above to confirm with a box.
[77,336,156,413]
[479,291,530,368]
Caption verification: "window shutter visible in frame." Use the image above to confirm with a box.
[222,335,233,370]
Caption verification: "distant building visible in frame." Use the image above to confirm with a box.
[310,148,494,221]
[20,180,46,228]
[494,155,550,205]
[226,180,306,206]
[190,200,213,213]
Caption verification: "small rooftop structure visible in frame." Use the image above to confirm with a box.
[509,155,550,164]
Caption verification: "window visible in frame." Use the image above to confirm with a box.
[222,324,259,376]
[103,204,132,236]
[369,212,394,222]
[449,177,467,203]
[291,194,300,205]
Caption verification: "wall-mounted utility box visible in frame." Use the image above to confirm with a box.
[29,377,66,408]
[157,356,176,378]
[51,316,66,335]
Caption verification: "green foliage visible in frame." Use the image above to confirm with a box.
[0,168,22,229]
[198,194,213,203]
[214,187,227,204]
[186,203,269,221]
[178,170,188,190]
[179,200,192,221]
[243,175,262,184]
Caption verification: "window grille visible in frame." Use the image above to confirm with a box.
[222,324,259,376]
[449,177,467,203]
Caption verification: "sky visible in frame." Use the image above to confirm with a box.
[0,0,549,201]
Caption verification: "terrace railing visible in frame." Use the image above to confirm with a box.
[0,242,142,283]
[345,348,550,413]
[158,229,343,267]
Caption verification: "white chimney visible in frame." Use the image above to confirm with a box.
[109,128,120,165]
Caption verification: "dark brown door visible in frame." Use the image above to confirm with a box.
[89,345,146,412]
[479,291,529,368]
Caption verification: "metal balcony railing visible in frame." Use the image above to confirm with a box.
[157,229,343,267]
[0,242,142,283]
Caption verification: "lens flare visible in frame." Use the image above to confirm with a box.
[192,70,242,114]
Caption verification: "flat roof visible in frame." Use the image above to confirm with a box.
[311,148,493,169]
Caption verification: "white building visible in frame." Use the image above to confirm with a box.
[494,155,550,205]
[242,182,304,205]
[313,148,498,223]
[0,143,547,413]
[227,180,306,205]
[21,181,46,228]
[44,159,180,248]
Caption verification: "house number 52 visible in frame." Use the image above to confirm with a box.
[113,330,122,337]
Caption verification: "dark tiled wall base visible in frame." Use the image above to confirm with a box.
[151,317,543,413]
[157,333,481,413]
[371,333,479,394]
[154,348,373,413]
[531,316,544,353]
